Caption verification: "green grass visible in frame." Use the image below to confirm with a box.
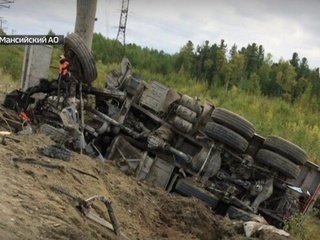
[208,85,320,164]
[97,67,320,165]
[284,210,320,240]
[0,68,20,92]
[0,46,24,81]
[1,43,319,165]
[1,52,320,240]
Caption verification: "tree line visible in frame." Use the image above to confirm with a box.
[0,28,319,107]
[92,33,320,105]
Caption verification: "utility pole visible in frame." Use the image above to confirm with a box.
[0,17,7,30]
[74,0,98,51]
[11,28,16,35]
[116,0,130,54]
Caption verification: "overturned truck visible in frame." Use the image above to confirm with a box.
[3,33,320,228]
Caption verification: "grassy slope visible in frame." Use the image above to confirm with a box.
[137,73,320,239]
[211,86,320,164]
[123,69,320,165]
[4,46,319,165]
[0,68,20,91]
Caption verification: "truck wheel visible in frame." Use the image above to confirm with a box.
[255,149,300,179]
[175,179,219,209]
[262,136,307,165]
[211,108,256,140]
[64,33,98,84]
[204,122,249,153]
[227,205,260,222]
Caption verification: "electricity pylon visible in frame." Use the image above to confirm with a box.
[116,0,130,54]
[0,0,14,8]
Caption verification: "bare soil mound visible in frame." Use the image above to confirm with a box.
[0,133,294,240]
[0,88,293,240]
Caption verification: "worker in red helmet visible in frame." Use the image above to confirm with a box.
[59,55,70,80]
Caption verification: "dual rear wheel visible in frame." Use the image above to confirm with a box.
[204,108,306,179]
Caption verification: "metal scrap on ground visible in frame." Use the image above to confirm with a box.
[0,33,319,239]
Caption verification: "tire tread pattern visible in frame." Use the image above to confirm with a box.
[204,122,249,153]
[262,135,307,165]
[211,108,256,139]
[64,33,98,84]
[255,149,300,179]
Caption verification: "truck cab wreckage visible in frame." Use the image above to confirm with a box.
[2,33,320,230]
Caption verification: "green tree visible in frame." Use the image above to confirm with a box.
[290,52,299,69]
[47,29,56,36]
[257,53,273,95]
[204,40,227,86]
[0,28,6,35]
[239,43,264,78]
[228,53,246,86]
[309,68,320,100]
[275,61,297,101]
[203,58,213,82]
[298,57,310,79]
[229,43,238,60]
[175,40,194,76]
[194,40,210,80]
[92,32,107,63]
[240,72,261,94]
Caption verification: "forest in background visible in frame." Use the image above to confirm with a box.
[0,29,319,164]
[0,29,320,239]
[92,32,320,105]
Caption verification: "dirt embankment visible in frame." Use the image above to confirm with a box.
[0,132,294,240]
[0,87,293,240]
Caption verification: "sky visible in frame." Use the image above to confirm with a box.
[1,0,319,69]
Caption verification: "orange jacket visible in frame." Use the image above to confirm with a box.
[59,61,70,76]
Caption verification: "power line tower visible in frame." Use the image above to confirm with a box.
[0,0,14,32]
[116,0,130,54]
[0,0,14,8]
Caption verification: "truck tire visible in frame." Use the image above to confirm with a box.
[211,108,256,140]
[262,136,307,165]
[255,149,300,179]
[175,179,219,209]
[204,122,249,153]
[227,205,258,222]
[64,33,98,84]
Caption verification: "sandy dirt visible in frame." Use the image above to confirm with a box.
[0,89,293,240]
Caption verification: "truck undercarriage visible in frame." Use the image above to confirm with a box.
[2,33,319,229]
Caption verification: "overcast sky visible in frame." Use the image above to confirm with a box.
[1,0,319,69]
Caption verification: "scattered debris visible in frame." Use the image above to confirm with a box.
[12,157,65,171]
[42,145,72,161]
[243,221,290,237]
[0,132,295,240]
[71,167,99,180]
[1,135,21,145]
[0,32,319,240]
[0,131,11,135]
[50,185,123,237]
[17,124,33,135]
